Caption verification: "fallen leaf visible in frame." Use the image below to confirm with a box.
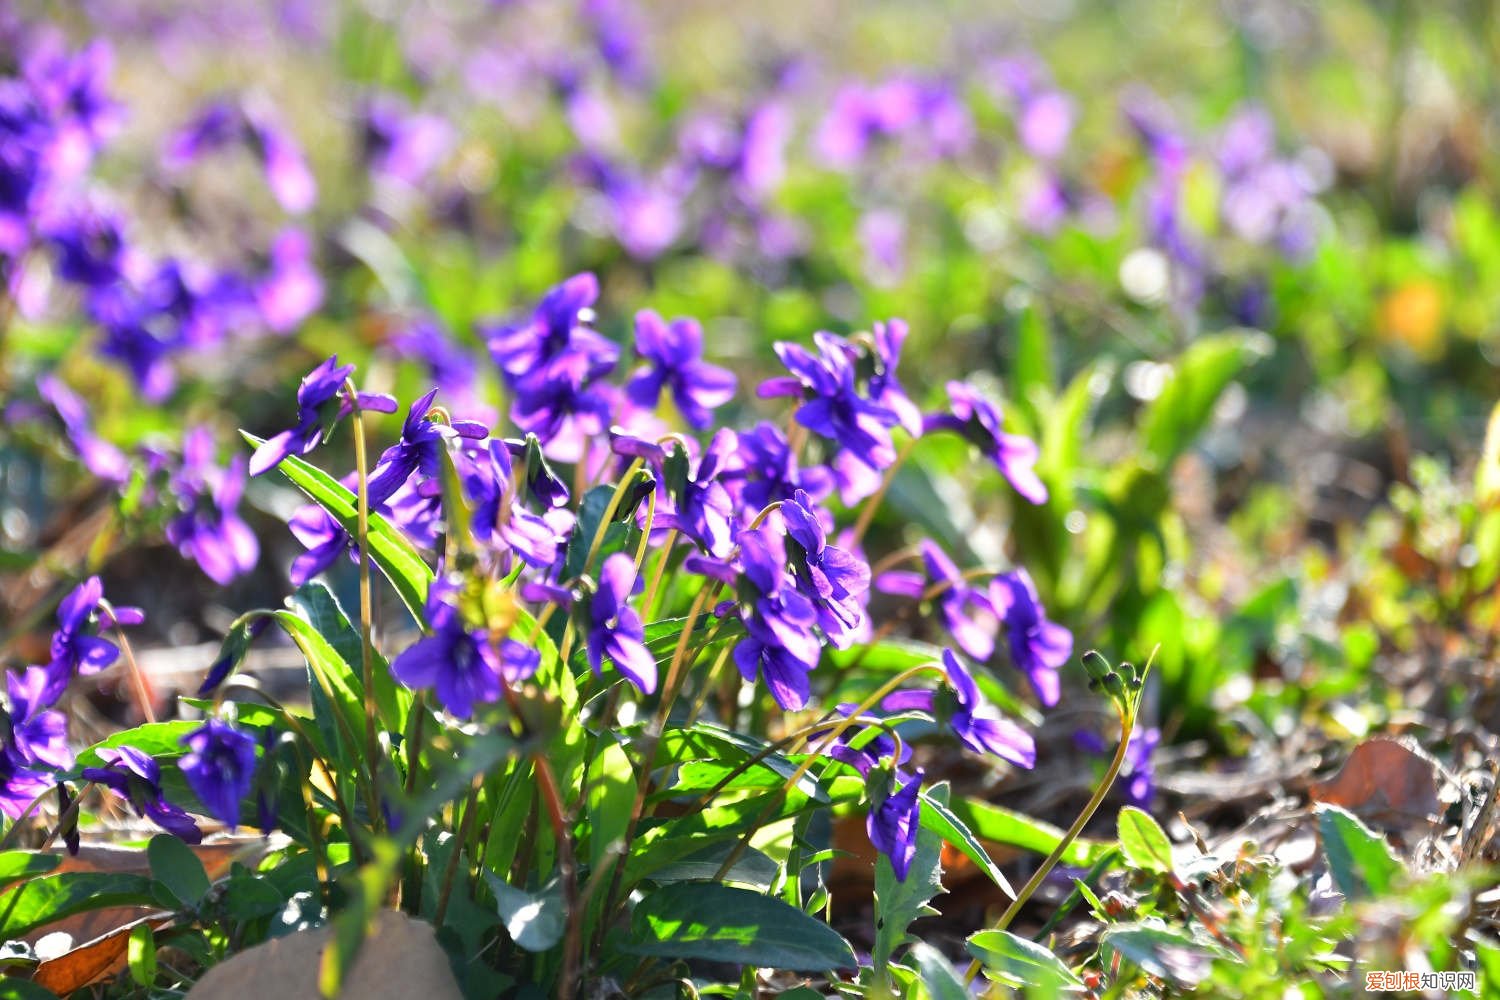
[1309,738,1448,831]
[32,915,172,993]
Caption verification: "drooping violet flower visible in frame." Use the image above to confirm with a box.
[392,577,537,718]
[940,649,1035,768]
[732,520,821,710]
[876,540,998,661]
[249,355,396,476]
[762,333,901,479]
[36,374,131,485]
[46,576,120,687]
[6,666,72,769]
[991,568,1072,707]
[924,381,1047,504]
[366,388,487,504]
[868,319,922,437]
[287,502,350,586]
[179,719,258,830]
[658,432,737,558]
[867,768,923,881]
[626,310,737,429]
[585,553,656,693]
[83,746,202,842]
[165,428,259,586]
[782,489,869,647]
[724,422,833,511]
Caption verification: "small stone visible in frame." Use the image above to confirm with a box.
[185,910,462,1000]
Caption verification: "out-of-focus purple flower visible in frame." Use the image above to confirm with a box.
[606,173,681,260]
[0,753,50,821]
[245,103,316,214]
[83,746,202,842]
[165,428,259,586]
[46,201,127,287]
[867,768,923,881]
[626,310,736,429]
[86,280,180,402]
[7,666,71,769]
[816,76,972,170]
[868,319,922,437]
[724,422,833,511]
[1076,725,1159,806]
[585,553,656,693]
[179,719,257,830]
[162,98,241,170]
[22,34,119,176]
[36,374,131,484]
[858,209,906,286]
[924,381,1047,504]
[249,355,396,476]
[484,273,607,381]
[992,568,1071,707]
[877,540,998,661]
[46,575,119,687]
[287,502,348,585]
[940,649,1035,768]
[782,489,868,647]
[360,94,453,186]
[256,228,322,333]
[581,0,650,85]
[1017,90,1074,161]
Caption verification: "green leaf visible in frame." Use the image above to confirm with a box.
[243,431,433,622]
[1316,804,1402,899]
[967,929,1083,991]
[1117,806,1174,875]
[911,941,971,1000]
[148,833,211,908]
[290,582,409,734]
[483,873,564,952]
[74,721,201,770]
[0,872,156,939]
[949,795,1106,866]
[571,616,746,677]
[223,873,288,922]
[873,822,943,973]
[1012,300,1055,430]
[563,483,643,581]
[1138,331,1269,469]
[274,607,366,766]
[1,978,64,999]
[626,881,856,971]
[921,785,1014,899]
[585,739,635,868]
[1099,923,1224,987]
[0,851,60,890]
[648,842,779,890]
[128,922,158,986]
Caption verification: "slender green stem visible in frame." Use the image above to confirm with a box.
[433,780,481,927]
[582,458,644,573]
[344,381,383,834]
[963,710,1135,985]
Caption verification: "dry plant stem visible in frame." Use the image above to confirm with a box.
[111,624,156,724]
[535,751,582,1000]
[963,710,1135,986]
[344,381,383,834]
[641,529,680,621]
[850,437,915,546]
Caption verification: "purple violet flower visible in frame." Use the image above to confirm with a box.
[867,768,923,881]
[763,333,901,477]
[6,666,72,769]
[991,569,1072,707]
[249,355,397,477]
[940,649,1035,768]
[924,381,1047,504]
[732,521,821,710]
[165,428,259,586]
[180,719,258,830]
[626,310,737,429]
[585,553,656,693]
[392,577,538,718]
[365,388,487,504]
[46,575,120,687]
[83,746,202,842]
[782,489,869,647]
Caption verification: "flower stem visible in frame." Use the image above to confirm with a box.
[345,381,383,834]
[963,709,1135,985]
[850,436,915,547]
